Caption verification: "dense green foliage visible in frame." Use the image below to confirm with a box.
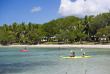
[0,12,110,45]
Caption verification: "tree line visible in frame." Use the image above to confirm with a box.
[0,12,110,45]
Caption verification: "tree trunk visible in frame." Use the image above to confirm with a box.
[88,28,90,41]
[80,39,83,44]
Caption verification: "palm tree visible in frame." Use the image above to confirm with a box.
[84,15,94,41]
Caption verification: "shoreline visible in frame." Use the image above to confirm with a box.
[0,44,110,48]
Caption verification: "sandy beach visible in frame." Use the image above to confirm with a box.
[0,44,110,48]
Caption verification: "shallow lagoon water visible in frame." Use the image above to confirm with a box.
[0,47,110,74]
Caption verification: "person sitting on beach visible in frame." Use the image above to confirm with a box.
[82,52,85,57]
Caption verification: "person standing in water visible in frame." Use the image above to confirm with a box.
[59,47,60,52]
[25,46,26,50]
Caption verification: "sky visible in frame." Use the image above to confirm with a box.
[0,0,61,25]
[0,0,110,26]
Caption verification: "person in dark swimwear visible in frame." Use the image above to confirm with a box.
[82,52,85,57]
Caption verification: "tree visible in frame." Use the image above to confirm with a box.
[84,15,94,41]
[75,20,87,43]
[1,12,110,45]
[68,31,77,43]
[3,24,9,32]
[91,13,110,31]
[105,26,110,41]
[0,32,9,45]
[42,20,58,41]
[28,22,34,31]
[56,29,68,42]
[96,28,108,43]
[8,31,16,44]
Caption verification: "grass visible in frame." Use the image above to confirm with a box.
[6,41,110,45]
[42,41,110,45]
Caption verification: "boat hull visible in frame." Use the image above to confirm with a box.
[19,50,29,52]
[60,56,91,59]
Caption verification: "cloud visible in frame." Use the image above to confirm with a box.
[58,0,110,16]
[31,7,41,12]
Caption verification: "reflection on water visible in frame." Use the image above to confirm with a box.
[0,47,110,74]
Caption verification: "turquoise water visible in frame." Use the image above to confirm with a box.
[0,47,110,74]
